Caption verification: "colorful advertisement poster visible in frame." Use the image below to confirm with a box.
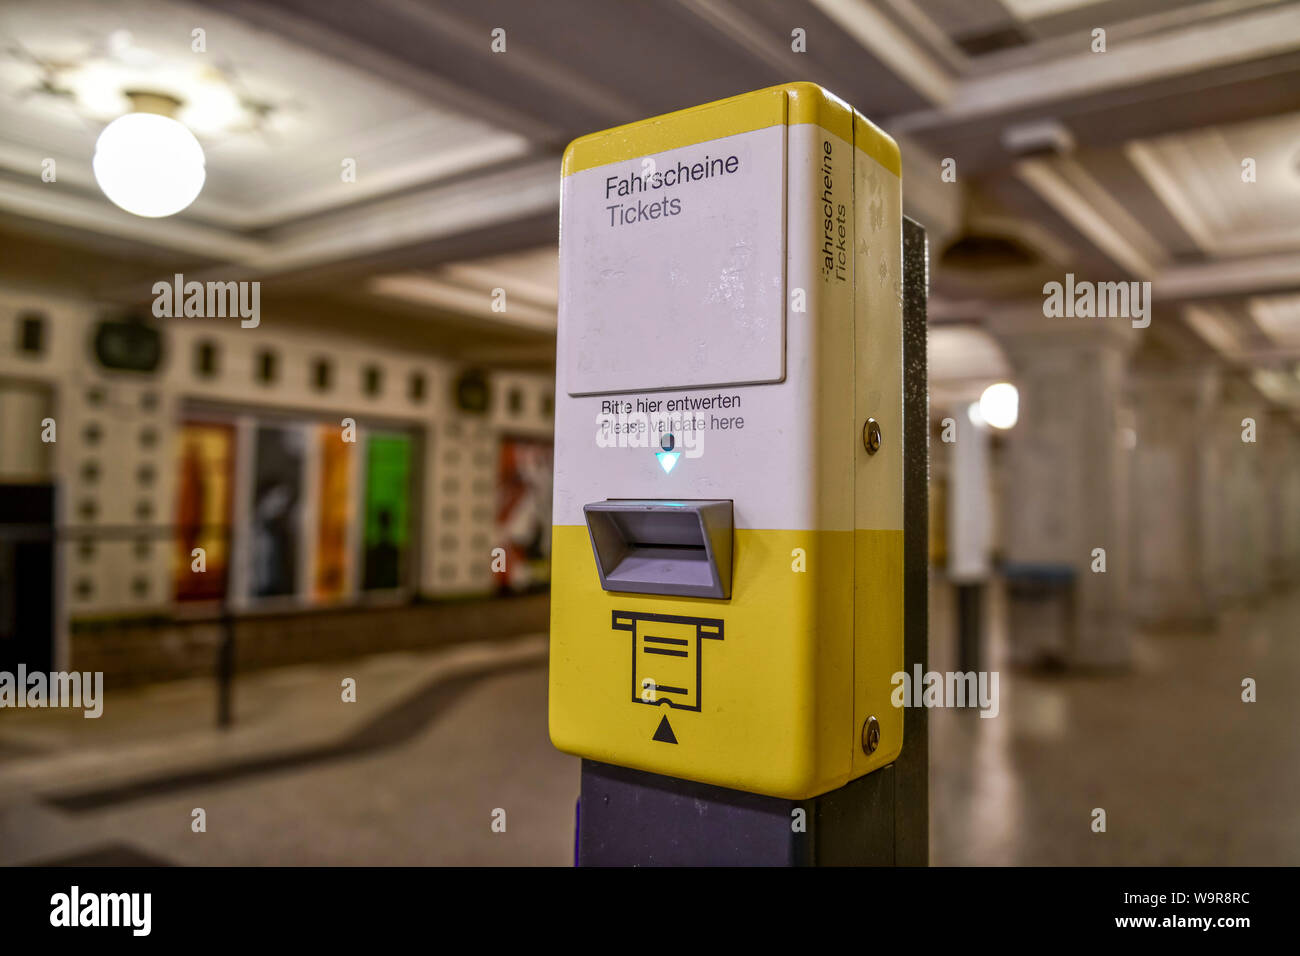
[362,433,411,590]
[315,425,352,599]
[174,422,234,601]
[497,437,553,594]
[251,425,304,598]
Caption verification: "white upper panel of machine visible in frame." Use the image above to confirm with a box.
[559,124,787,395]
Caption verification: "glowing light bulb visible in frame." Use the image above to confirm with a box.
[93,112,205,218]
[978,382,1019,430]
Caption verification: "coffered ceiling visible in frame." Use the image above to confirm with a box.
[0,0,1297,406]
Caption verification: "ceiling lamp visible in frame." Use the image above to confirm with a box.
[978,382,1020,430]
[92,92,205,218]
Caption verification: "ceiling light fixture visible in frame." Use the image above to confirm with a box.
[93,91,205,218]
[978,382,1020,430]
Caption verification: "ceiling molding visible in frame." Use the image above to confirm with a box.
[0,155,561,291]
[878,0,972,74]
[365,0,642,126]
[673,0,843,88]
[961,0,1280,75]
[257,157,558,275]
[0,178,267,262]
[810,0,956,105]
[202,0,561,142]
[1014,156,1166,278]
[1183,302,1246,359]
[892,1,1300,129]
[1155,251,1300,301]
[368,274,555,333]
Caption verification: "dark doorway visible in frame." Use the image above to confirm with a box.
[0,483,56,673]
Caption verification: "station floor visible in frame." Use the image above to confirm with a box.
[1,582,1296,866]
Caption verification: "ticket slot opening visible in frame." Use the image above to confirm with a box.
[584,500,733,599]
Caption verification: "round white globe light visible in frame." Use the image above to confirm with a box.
[978,382,1019,430]
[93,113,205,218]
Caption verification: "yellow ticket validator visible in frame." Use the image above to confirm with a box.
[549,83,904,799]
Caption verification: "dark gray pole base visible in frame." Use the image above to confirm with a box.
[578,759,899,866]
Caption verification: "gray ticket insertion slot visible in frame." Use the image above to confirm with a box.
[583,500,733,599]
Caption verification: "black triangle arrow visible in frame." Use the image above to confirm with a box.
[652,714,678,744]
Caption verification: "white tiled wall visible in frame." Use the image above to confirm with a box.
[0,289,555,616]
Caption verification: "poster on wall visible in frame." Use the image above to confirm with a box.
[174,422,234,601]
[251,425,304,598]
[315,425,352,600]
[362,433,412,591]
[497,437,554,594]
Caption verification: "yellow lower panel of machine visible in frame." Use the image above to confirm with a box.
[548,524,902,799]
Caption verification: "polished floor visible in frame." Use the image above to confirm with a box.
[0,582,1296,866]
[929,582,1300,865]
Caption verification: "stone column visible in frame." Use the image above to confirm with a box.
[1209,374,1271,603]
[990,311,1137,668]
[1126,359,1220,627]
[947,403,993,672]
[1259,409,1300,589]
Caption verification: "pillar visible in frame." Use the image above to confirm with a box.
[1210,374,1270,603]
[1262,413,1300,586]
[990,312,1137,668]
[1127,358,1220,627]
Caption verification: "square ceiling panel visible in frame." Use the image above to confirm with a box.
[1250,294,1300,349]
[1126,111,1300,259]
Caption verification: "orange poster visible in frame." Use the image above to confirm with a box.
[315,425,351,599]
[174,422,234,601]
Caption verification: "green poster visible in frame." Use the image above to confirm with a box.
[362,433,411,590]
